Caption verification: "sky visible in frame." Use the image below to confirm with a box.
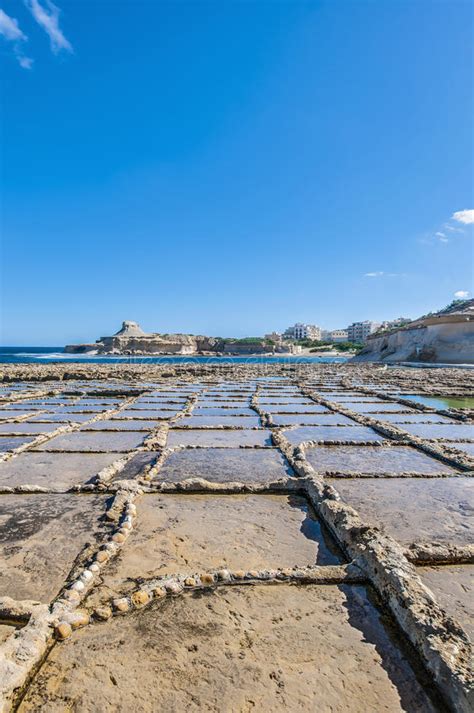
[0,0,473,345]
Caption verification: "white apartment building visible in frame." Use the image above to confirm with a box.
[347,321,380,342]
[285,323,322,341]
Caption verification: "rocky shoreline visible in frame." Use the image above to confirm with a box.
[64,321,300,357]
[1,361,473,396]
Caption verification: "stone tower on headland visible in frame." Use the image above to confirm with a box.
[109,321,149,338]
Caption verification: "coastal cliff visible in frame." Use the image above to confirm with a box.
[64,321,285,356]
[353,300,474,364]
[65,321,219,355]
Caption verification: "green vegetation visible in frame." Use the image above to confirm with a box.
[295,339,364,353]
[331,341,365,353]
[419,298,471,321]
[373,320,411,336]
[442,299,467,312]
[222,337,266,344]
[234,337,266,343]
[219,337,274,346]
[294,339,332,348]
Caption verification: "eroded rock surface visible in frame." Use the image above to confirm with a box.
[419,565,473,641]
[85,494,343,606]
[19,585,440,713]
[0,364,472,713]
[0,494,108,602]
[330,477,473,545]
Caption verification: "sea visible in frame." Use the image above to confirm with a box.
[0,347,348,365]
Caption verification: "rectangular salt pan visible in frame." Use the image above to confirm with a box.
[328,477,473,546]
[34,431,146,452]
[175,415,261,428]
[0,452,120,489]
[167,429,272,448]
[157,447,294,483]
[398,424,474,441]
[306,445,459,475]
[192,407,256,416]
[271,413,357,426]
[112,410,179,420]
[377,414,454,424]
[339,403,416,413]
[95,493,344,585]
[0,494,108,602]
[0,435,36,451]
[264,405,330,414]
[283,426,385,445]
[419,565,473,641]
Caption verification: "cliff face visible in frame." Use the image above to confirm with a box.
[65,329,219,355]
[97,333,219,355]
[353,301,474,364]
[64,322,273,355]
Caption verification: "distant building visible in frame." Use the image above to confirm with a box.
[264,332,283,345]
[347,321,380,342]
[284,323,321,341]
[321,329,348,342]
[379,317,411,331]
[330,329,349,342]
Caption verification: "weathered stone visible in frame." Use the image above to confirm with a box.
[55,622,72,640]
[112,598,129,613]
[131,590,150,608]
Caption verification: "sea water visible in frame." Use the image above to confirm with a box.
[0,347,347,365]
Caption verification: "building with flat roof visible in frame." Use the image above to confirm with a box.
[347,321,380,342]
[330,329,349,342]
[321,329,348,342]
[284,323,321,341]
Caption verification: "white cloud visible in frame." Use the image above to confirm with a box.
[363,271,406,278]
[452,209,474,225]
[18,54,33,68]
[444,224,464,233]
[0,9,26,40]
[425,211,472,244]
[24,0,72,53]
[454,290,469,299]
[0,8,33,69]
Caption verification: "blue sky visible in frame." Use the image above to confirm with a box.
[1,0,472,345]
